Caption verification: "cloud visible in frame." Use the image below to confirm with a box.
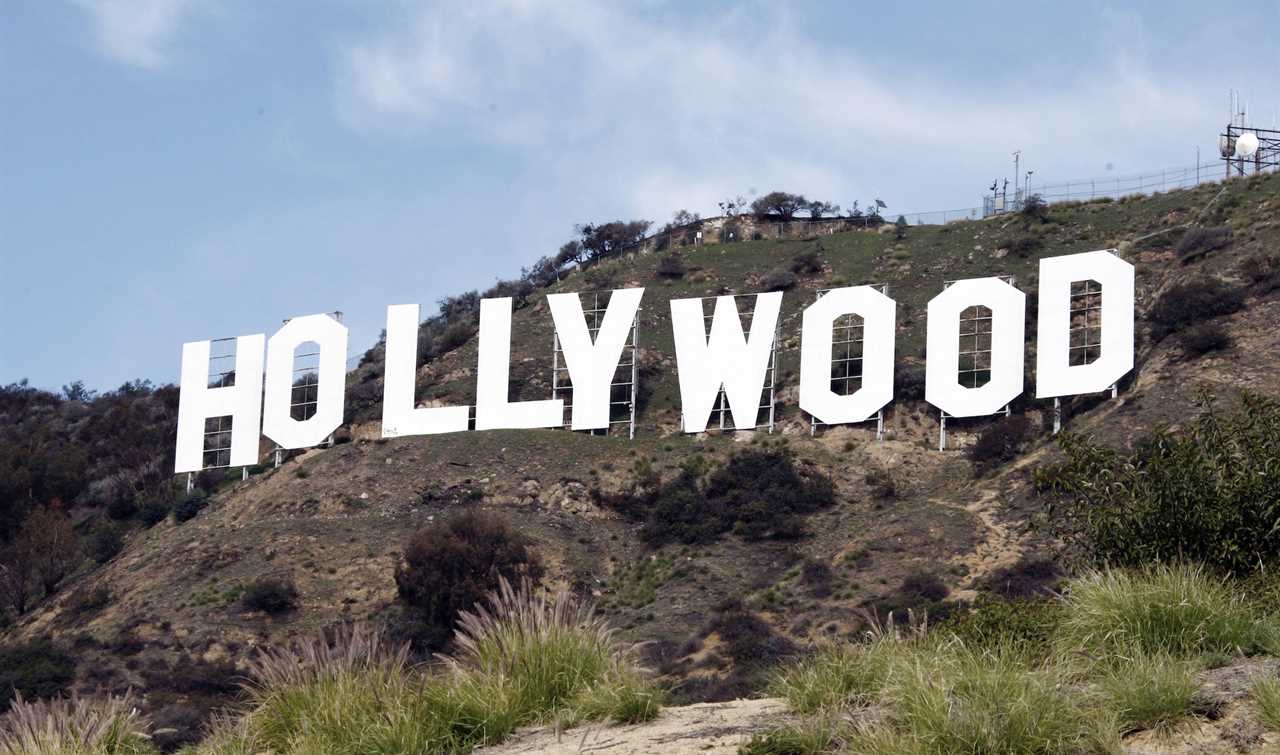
[72,0,202,69]
[333,2,1222,221]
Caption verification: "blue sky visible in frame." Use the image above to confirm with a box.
[2,0,1275,391]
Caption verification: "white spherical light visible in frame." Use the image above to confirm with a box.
[1235,132,1260,158]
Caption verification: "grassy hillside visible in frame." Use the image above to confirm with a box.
[6,170,1280,751]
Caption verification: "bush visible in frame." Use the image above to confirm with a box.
[172,493,207,524]
[88,524,124,564]
[1054,564,1276,657]
[1174,224,1232,261]
[605,450,835,545]
[981,555,1062,599]
[241,577,299,614]
[893,365,926,402]
[0,639,75,711]
[1036,391,1280,573]
[1007,234,1042,257]
[654,254,686,279]
[863,466,896,500]
[760,268,797,292]
[968,415,1033,476]
[105,496,137,521]
[395,511,544,650]
[1179,321,1232,357]
[1020,194,1048,221]
[789,252,824,275]
[138,500,169,528]
[1147,277,1243,341]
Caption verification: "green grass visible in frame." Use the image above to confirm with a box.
[755,563,1280,752]
[768,639,898,713]
[1099,654,1198,735]
[1054,563,1277,657]
[1252,675,1280,731]
[190,580,661,754]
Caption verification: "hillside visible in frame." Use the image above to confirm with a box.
[6,171,1280,750]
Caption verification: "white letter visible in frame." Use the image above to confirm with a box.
[475,297,564,430]
[926,278,1025,417]
[381,304,470,437]
[174,334,265,473]
[670,293,782,432]
[547,288,644,431]
[262,314,348,449]
[1035,250,1134,398]
[800,286,896,424]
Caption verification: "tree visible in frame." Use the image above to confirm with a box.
[718,195,748,217]
[671,209,701,227]
[750,192,808,221]
[555,240,584,267]
[16,507,82,597]
[577,220,652,262]
[805,200,840,219]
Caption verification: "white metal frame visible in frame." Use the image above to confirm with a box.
[691,294,779,433]
[938,276,1015,450]
[809,285,887,440]
[1052,280,1118,433]
[550,291,641,439]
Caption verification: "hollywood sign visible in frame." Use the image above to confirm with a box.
[174,249,1133,474]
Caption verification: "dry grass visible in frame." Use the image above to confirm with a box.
[0,694,153,755]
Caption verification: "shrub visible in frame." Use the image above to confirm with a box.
[1179,321,1232,357]
[1007,233,1043,257]
[981,555,1063,599]
[789,252,824,275]
[1100,654,1198,735]
[1054,564,1276,657]
[88,524,124,564]
[893,365,926,401]
[241,577,299,614]
[0,694,151,755]
[1174,224,1232,261]
[172,493,207,524]
[798,559,833,599]
[395,511,544,650]
[0,639,75,711]
[899,571,948,602]
[435,321,475,354]
[654,254,686,279]
[66,586,111,620]
[968,415,1033,476]
[138,500,169,528]
[1036,391,1280,573]
[863,466,896,500]
[105,496,137,521]
[1147,277,1243,341]
[760,268,797,292]
[1241,253,1280,293]
[1020,193,1048,221]
[606,450,835,545]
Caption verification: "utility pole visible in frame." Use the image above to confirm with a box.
[1012,150,1021,206]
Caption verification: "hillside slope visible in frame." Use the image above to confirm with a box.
[8,171,1280,739]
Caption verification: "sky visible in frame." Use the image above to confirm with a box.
[1,0,1276,392]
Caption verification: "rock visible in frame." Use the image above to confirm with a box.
[472,698,794,755]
